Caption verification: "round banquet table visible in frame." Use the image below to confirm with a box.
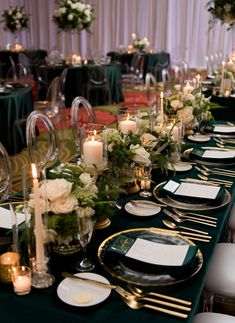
[37,63,124,107]
[0,85,34,155]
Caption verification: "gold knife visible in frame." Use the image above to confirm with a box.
[62,272,117,289]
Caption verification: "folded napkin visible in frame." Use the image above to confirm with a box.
[190,148,235,164]
[160,179,225,205]
[104,233,198,278]
[203,124,235,134]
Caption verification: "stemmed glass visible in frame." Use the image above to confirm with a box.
[76,211,95,272]
[139,164,152,197]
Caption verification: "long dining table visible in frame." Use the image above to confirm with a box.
[0,122,234,322]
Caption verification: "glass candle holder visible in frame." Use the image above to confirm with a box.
[164,116,180,141]
[80,123,107,171]
[12,266,31,295]
[0,252,20,283]
[118,106,140,134]
[182,80,195,95]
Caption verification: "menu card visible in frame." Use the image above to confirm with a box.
[203,150,235,159]
[163,180,221,200]
[213,125,235,133]
[0,207,25,229]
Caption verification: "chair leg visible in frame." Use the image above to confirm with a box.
[202,289,215,312]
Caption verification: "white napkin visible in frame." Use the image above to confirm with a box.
[213,125,235,133]
[0,207,25,229]
[203,150,235,159]
[126,238,190,266]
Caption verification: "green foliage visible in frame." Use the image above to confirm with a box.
[47,212,77,239]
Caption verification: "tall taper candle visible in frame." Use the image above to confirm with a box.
[160,91,164,126]
[31,164,44,268]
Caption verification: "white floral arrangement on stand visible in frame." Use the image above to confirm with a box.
[1,5,29,34]
[131,33,150,52]
[53,0,94,32]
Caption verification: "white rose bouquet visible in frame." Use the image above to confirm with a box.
[53,0,94,32]
[131,33,150,52]
[140,128,178,172]
[165,88,220,129]
[207,0,235,28]
[1,5,29,34]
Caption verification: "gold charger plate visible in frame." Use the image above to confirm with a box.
[98,228,203,286]
[183,148,235,166]
[153,181,231,211]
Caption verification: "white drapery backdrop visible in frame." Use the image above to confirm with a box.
[0,0,232,68]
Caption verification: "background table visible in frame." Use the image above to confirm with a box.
[0,86,34,155]
[37,63,124,107]
[107,51,170,81]
[0,49,48,79]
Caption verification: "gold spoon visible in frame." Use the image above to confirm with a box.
[162,219,210,236]
[127,284,192,306]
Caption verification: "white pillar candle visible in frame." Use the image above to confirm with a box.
[76,55,81,65]
[165,124,179,140]
[83,134,103,167]
[31,164,44,268]
[13,275,31,294]
[131,33,137,40]
[183,82,194,95]
[119,116,137,134]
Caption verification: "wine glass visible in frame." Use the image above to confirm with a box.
[139,165,152,197]
[76,211,95,272]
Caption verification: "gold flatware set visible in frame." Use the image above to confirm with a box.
[62,272,191,318]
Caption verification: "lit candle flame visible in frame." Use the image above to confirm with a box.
[160,91,164,99]
[31,163,37,179]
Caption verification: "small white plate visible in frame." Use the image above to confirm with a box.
[167,162,192,172]
[57,273,111,307]
[187,134,211,142]
[124,200,161,216]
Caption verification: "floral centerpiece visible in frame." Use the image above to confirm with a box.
[53,0,94,32]
[1,5,29,34]
[131,33,150,52]
[164,88,220,133]
[207,0,235,27]
[22,163,118,254]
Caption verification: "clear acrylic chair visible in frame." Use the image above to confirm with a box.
[26,111,60,168]
[203,243,235,312]
[71,96,96,155]
[7,56,27,83]
[122,52,144,85]
[193,312,235,323]
[0,142,12,202]
[86,65,112,105]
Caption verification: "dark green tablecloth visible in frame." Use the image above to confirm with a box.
[37,63,124,107]
[107,51,170,81]
[0,136,233,322]
[0,86,34,155]
[0,50,48,79]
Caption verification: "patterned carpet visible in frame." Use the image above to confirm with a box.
[10,88,148,194]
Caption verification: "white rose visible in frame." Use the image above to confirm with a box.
[83,13,91,23]
[40,179,72,202]
[77,206,95,218]
[16,24,21,29]
[8,10,12,15]
[108,142,114,152]
[170,99,183,110]
[90,184,98,194]
[59,7,66,14]
[68,13,74,21]
[79,173,93,186]
[130,144,151,166]
[50,195,78,214]
[70,3,76,9]
[177,106,194,125]
[183,93,195,101]
[16,12,22,19]
[140,133,158,148]
[76,2,86,11]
